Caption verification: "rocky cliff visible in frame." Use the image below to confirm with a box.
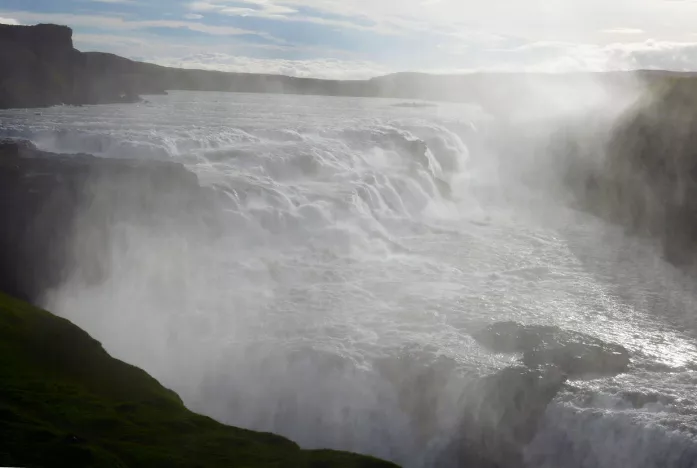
[0,24,166,108]
[559,79,697,265]
[0,139,220,303]
[0,24,79,108]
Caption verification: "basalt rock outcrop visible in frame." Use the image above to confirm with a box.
[0,139,220,303]
[473,322,631,378]
[440,319,628,467]
[0,24,78,108]
[557,79,697,266]
[438,366,567,468]
[0,24,165,108]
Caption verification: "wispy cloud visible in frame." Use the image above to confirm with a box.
[187,0,392,34]
[602,28,645,35]
[185,0,697,46]
[479,39,697,73]
[89,0,138,4]
[155,52,391,79]
[0,16,19,25]
[73,30,290,54]
[8,0,697,74]
[0,10,280,41]
[71,30,387,78]
[191,0,297,17]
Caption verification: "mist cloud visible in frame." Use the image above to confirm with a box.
[498,40,697,73]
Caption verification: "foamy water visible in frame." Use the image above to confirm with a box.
[2,91,697,467]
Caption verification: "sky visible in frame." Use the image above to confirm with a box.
[3,0,697,79]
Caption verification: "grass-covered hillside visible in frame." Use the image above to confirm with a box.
[0,291,398,468]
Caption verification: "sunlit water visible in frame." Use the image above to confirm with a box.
[2,91,697,467]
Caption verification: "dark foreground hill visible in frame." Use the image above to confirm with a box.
[0,290,398,468]
[0,140,399,466]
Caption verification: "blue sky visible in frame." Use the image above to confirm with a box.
[3,0,697,78]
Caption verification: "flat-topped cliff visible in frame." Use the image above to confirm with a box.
[0,23,165,108]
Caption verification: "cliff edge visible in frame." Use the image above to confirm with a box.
[0,139,218,303]
[0,23,165,108]
[0,290,398,467]
[560,79,697,265]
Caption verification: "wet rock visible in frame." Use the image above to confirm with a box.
[0,139,221,303]
[440,366,567,467]
[557,80,697,266]
[375,349,461,445]
[473,321,554,354]
[473,321,631,378]
[522,341,630,378]
[620,390,667,409]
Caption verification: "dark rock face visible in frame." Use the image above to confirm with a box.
[375,350,461,445]
[439,366,567,468]
[558,80,697,266]
[0,24,79,108]
[0,140,218,303]
[602,82,697,265]
[473,322,630,378]
[0,24,166,109]
[0,23,73,48]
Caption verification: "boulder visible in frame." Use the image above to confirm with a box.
[472,321,630,378]
[439,366,567,467]
[375,349,460,445]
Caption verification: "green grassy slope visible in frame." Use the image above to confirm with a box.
[0,292,398,468]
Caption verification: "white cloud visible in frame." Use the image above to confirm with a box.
[0,10,281,41]
[0,16,19,25]
[9,2,697,73]
[190,0,296,16]
[73,26,697,76]
[89,0,138,4]
[187,0,697,45]
[602,28,645,35]
[604,40,697,71]
[152,53,391,79]
[188,0,395,33]
[71,30,381,78]
[479,40,697,73]
[74,32,152,49]
[72,30,391,78]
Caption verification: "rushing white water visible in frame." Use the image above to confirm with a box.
[2,91,697,467]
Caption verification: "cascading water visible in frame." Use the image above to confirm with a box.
[2,90,697,467]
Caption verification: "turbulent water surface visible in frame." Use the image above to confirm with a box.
[2,91,697,467]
